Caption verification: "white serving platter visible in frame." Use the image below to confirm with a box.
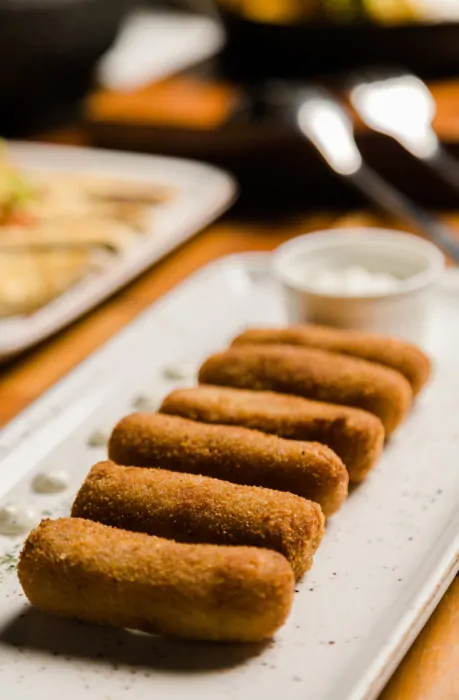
[0,142,236,361]
[0,252,458,700]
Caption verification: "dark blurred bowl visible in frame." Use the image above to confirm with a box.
[0,0,132,136]
[218,9,459,84]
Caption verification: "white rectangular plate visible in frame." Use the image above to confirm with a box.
[0,141,236,361]
[0,253,458,700]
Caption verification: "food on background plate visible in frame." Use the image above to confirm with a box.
[361,0,432,25]
[216,0,440,25]
[72,461,325,580]
[232,325,431,396]
[160,385,385,482]
[108,412,348,517]
[0,249,91,317]
[18,517,294,643]
[199,344,413,435]
[26,173,170,234]
[0,142,171,317]
[0,147,34,225]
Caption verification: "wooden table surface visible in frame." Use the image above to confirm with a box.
[1,202,458,695]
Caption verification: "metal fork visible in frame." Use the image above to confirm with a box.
[348,67,459,193]
[275,83,459,263]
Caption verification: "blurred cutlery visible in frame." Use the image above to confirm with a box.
[349,68,459,193]
[287,85,459,263]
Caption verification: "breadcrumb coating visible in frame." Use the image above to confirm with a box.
[72,461,325,579]
[161,385,384,482]
[108,413,348,516]
[199,344,412,435]
[232,325,431,396]
[18,517,295,643]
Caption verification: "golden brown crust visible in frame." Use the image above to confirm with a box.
[161,385,384,482]
[18,518,294,643]
[108,413,348,517]
[72,461,325,579]
[232,326,431,396]
[198,344,413,435]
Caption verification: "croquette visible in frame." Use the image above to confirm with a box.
[18,518,295,643]
[161,385,384,482]
[232,325,431,396]
[108,413,348,517]
[72,461,325,579]
[199,344,412,435]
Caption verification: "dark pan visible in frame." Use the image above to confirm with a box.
[218,10,459,84]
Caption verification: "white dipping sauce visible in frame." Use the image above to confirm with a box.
[307,265,401,296]
[87,429,108,448]
[132,394,159,412]
[32,469,69,494]
[0,504,37,536]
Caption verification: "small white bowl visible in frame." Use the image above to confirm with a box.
[273,228,445,344]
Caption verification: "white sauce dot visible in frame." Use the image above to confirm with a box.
[0,504,37,536]
[162,361,197,382]
[87,430,108,448]
[32,470,69,494]
[132,394,159,412]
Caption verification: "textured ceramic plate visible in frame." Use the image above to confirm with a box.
[0,142,236,361]
[0,253,458,700]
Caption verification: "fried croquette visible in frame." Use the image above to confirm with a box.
[232,325,431,396]
[108,413,348,517]
[160,385,384,482]
[71,461,325,579]
[198,344,412,435]
[18,518,294,643]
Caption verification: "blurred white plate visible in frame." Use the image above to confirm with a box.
[0,141,236,361]
[97,9,225,92]
[0,253,458,700]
